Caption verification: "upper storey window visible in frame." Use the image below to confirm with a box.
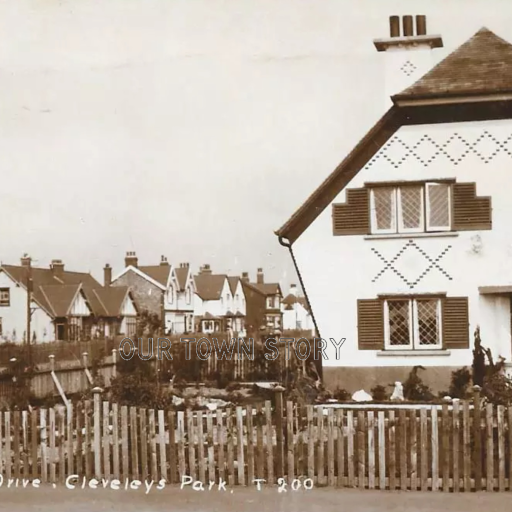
[370,182,451,235]
[332,180,491,237]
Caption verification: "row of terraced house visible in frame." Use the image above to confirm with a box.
[0,252,314,343]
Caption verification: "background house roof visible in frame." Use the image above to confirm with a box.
[174,266,189,291]
[38,284,85,317]
[282,293,310,312]
[92,287,134,317]
[194,274,227,300]
[1,264,133,318]
[227,276,240,295]
[137,265,172,287]
[395,28,512,101]
[243,281,281,296]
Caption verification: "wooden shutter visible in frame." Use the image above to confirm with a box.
[442,297,469,349]
[452,183,492,231]
[332,188,369,235]
[357,299,384,350]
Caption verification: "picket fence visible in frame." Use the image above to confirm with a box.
[2,390,512,491]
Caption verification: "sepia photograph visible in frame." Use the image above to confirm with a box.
[2,0,512,510]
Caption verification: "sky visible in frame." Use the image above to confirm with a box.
[1,0,511,289]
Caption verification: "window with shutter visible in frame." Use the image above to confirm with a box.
[334,181,491,237]
[442,297,469,349]
[452,183,492,231]
[357,299,384,350]
[332,188,369,235]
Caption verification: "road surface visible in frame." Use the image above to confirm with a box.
[0,485,508,511]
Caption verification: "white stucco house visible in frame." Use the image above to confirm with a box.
[281,284,315,334]
[275,16,512,392]
[193,265,246,335]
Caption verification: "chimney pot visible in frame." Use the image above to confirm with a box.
[402,15,413,37]
[125,251,138,268]
[416,15,427,36]
[160,255,169,266]
[257,268,264,285]
[104,263,112,287]
[389,15,400,37]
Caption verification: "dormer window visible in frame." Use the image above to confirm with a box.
[370,182,451,235]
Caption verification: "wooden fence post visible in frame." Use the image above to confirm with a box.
[472,385,482,491]
[112,349,117,379]
[274,386,285,479]
[92,386,103,479]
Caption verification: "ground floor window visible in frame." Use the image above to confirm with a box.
[384,297,442,350]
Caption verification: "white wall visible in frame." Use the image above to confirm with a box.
[283,302,314,331]
[0,271,54,343]
[293,118,512,367]
[69,290,92,316]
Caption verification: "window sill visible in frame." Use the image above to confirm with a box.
[364,232,458,241]
[377,349,451,357]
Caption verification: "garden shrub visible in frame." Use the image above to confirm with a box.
[332,386,351,402]
[403,366,434,401]
[448,367,472,399]
[370,384,388,402]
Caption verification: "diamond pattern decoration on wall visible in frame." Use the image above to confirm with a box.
[400,60,417,76]
[365,131,512,169]
[371,240,452,289]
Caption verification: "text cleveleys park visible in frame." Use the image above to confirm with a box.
[118,337,345,361]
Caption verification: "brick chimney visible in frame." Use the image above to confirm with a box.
[20,255,31,268]
[199,264,212,275]
[50,259,65,280]
[241,272,250,283]
[125,251,138,268]
[257,268,264,285]
[160,255,169,266]
[373,15,443,107]
[180,262,190,269]
[104,263,112,286]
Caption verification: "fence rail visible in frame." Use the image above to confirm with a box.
[1,390,511,491]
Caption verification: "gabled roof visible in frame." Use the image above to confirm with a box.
[1,264,134,318]
[243,281,282,297]
[138,265,172,287]
[276,28,512,244]
[92,287,135,317]
[175,267,189,291]
[39,284,85,317]
[282,293,310,312]
[111,265,167,291]
[194,274,227,301]
[395,28,512,101]
[227,276,240,295]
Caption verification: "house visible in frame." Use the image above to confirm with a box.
[241,268,283,335]
[0,256,137,342]
[275,16,512,393]
[193,265,246,335]
[281,284,315,334]
[110,252,195,335]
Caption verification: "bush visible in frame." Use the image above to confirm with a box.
[332,386,351,402]
[448,367,472,399]
[403,366,434,401]
[371,384,388,401]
